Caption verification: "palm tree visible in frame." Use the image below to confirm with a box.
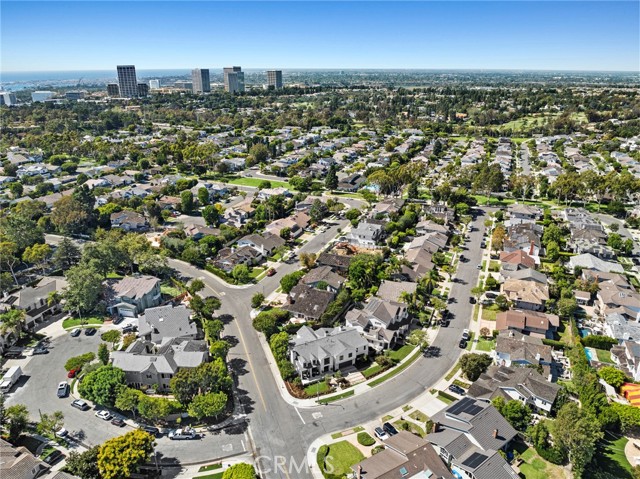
[0,309,26,340]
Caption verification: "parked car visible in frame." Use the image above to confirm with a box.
[57,382,69,398]
[70,329,81,337]
[55,427,68,438]
[458,339,467,349]
[266,268,276,277]
[440,319,450,328]
[84,328,97,336]
[469,297,476,304]
[448,384,466,396]
[122,325,137,334]
[168,428,197,440]
[382,422,398,436]
[42,450,64,465]
[476,264,482,270]
[113,316,124,325]
[32,346,48,355]
[95,410,113,421]
[67,369,79,378]
[111,418,125,427]
[3,347,23,358]
[71,399,90,411]
[462,329,470,340]
[374,427,389,440]
[139,425,161,437]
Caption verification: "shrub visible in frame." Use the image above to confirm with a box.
[371,445,385,455]
[542,339,567,350]
[536,446,566,465]
[65,352,96,371]
[357,432,375,446]
[581,335,617,351]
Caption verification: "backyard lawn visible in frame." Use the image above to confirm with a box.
[317,441,364,479]
[160,283,182,297]
[595,348,614,364]
[586,434,632,479]
[519,447,567,479]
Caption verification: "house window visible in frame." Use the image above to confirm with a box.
[339,355,344,361]
[399,467,408,477]
[146,374,153,379]
[324,358,330,365]
[348,353,352,358]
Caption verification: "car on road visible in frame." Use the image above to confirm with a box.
[266,268,276,277]
[32,343,49,355]
[84,328,97,336]
[481,241,486,248]
[71,399,90,411]
[168,427,197,440]
[57,381,69,398]
[122,325,137,334]
[113,316,124,325]
[139,425,161,436]
[95,410,113,421]
[111,418,125,427]
[462,329,470,340]
[448,384,466,396]
[440,319,450,328]
[55,427,68,438]
[42,450,64,465]
[469,297,476,304]
[70,329,81,337]
[382,422,398,436]
[459,339,468,349]
[67,369,79,378]
[374,427,389,441]
[476,264,482,270]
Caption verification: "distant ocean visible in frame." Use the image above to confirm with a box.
[0,69,191,91]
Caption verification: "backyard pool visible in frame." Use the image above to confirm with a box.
[584,347,596,362]
[579,328,592,338]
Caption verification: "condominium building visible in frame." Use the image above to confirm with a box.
[223,66,244,93]
[149,79,160,90]
[267,70,283,89]
[0,92,18,106]
[117,65,138,98]
[31,91,54,102]
[191,68,210,93]
[107,83,120,97]
[137,83,149,97]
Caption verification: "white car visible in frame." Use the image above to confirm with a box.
[462,329,471,340]
[374,427,389,441]
[95,410,112,421]
[55,427,68,438]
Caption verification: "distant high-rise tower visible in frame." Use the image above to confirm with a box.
[149,79,160,90]
[107,83,120,97]
[137,83,149,97]
[267,70,283,89]
[223,66,244,93]
[0,91,18,106]
[191,69,211,94]
[117,65,138,98]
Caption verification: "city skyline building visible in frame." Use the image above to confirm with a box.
[267,70,283,89]
[149,79,160,90]
[0,91,18,106]
[117,65,138,98]
[191,68,210,94]
[31,91,54,102]
[107,83,119,97]
[137,82,149,97]
[223,66,244,94]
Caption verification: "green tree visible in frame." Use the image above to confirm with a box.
[78,365,126,407]
[187,392,227,420]
[51,196,90,235]
[249,143,269,164]
[546,241,560,262]
[280,270,305,294]
[64,446,101,479]
[9,182,23,198]
[115,387,143,418]
[0,241,20,285]
[37,410,64,436]
[491,225,507,252]
[101,329,122,346]
[492,398,531,432]
[406,329,429,352]
[0,309,26,341]
[280,226,291,240]
[345,208,361,222]
[180,190,194,214]
[459,353,492,381]
[222,463,257,479]
[22,243,52,273]
[299,252,316,270]
[52,237,81,271]
[210,339,230,359]
[251,293,265,308]
[63,264,104,316]
[325,165,338,191]
[97,343,110,365]
[309,199,329,223]
[137,396,172,423]
[557,297,578,319]
[348,253,383,290]
[97,430,155,479]
[231,264,250,283]
[598,366,627,389]
[258,180,272,190]
[202,205,220,226]
[197,187,210,206]
[65,352,96,371]
[607,233,623,251]
[5,404,29,441]
[0,213,44,251]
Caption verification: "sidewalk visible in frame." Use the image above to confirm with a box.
[171,453,255,479]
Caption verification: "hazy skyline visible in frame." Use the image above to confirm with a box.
[2,1,639,72]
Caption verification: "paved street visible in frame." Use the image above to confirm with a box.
[519,142,531,174]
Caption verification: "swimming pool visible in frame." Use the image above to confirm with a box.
[585,348,595,362]
[579,328,592,338]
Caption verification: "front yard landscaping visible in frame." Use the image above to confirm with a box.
[305,381,331,396]
[62,316,105,329]
[317,441,364,479]
[481,304,501,321]
[475,337,496,352]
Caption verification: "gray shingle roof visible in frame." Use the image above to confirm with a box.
[291,326,368,363]
[138,304,197,342]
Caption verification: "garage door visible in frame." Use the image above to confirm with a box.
[118,308,136,318]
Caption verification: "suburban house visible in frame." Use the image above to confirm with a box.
[345,298,410,352]
[0,277,67,331]
[183,224,220,240]
[0,438,50,479]
[611,341,640,381]
[111,337,209,392]
[237,232,286,256]
[428,397,519,479]
[265,212,311,238]
[104,275,162,318]
[214,246,263,272]
[604,313,640,343]
[499,250,536,271]
[289,325,369,384]
[350,431,453,479]
[376,280,418,303]
[595,281,640,321]
[423,204,455,224]
[507,204,541,225]
[467,365,561,414]
[137,304,199,344]
[223,198,255,228]
[494,331,555,373]
[495,310,559,339]
[567,253,624,274]
[317,252,353,273]
[283,284,336,322]
[504,223,542,256]
[371,198,405,218]
[110,210,149,232]
[300,266,345,293]
[500,268,547,285]
[347,221,385,248]
[502,279,549,311]
[415,220,450,236]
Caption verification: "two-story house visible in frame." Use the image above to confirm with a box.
[105,275,162,318]
[495,310,559,339]
[347,221,384,248]
[502,279,549,311]
[345,298,410,352]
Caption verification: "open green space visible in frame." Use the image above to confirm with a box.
[518,447,566,479]
[62,317,105,329]
[316,441,365,479]
[595,348,614,364]
[388,344,415,362]
[305,381,331,396]
[227,177,291,189]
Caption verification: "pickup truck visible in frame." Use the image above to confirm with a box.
[168,427,197,440]
[0,366,22,393]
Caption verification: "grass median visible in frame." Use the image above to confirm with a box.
[368,349,422,388]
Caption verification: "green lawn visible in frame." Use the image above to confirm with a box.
[587,434,632,479]
[595,348,614,364]
[317,441,365,479]
[363,363,383,378]
[228,177,291,189]
[436,391,454,404]
[248,266,266,279]
[305,381,330,396]
[198,464,222,473]
[318,390,354,404]
[409,410,429,423]
[393,419,426,438]
[476,337,496,352]
[193,473,224,479]
[62,317,105,329]
[444,361,461,381]
[465,332,474,351]
[481,304,500,321]
[488,260,500,272]
[388,344,415,362]
[368,349,422,387]
[160,284,182,297]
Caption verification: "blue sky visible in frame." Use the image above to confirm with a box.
[2,1,638,72]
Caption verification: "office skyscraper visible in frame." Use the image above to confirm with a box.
[137,83,149,97]
[107,84,120,97]
[223,66,244,93]
[117,65,138,98]
[191,68,210,94]
[267,70,283,89]
[0,92,18,106]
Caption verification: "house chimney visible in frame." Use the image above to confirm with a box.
[432,422,439,433]
[529,241,535,256]
[357,465,362,479]
[493,429,498,438]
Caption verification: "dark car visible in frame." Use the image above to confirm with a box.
[440,320,450,328]
[111,418,125,427]
[3,347,23,358]
[459,339,467,349]
[448,384,466,396]
[32,346,48,355]
[139,425,160,437]
[122,325,137,334]
[113,316,124,325]
[382,422,398,436]
[469,297,476,304]
[42,450,65,465]
[84,328,97,336]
